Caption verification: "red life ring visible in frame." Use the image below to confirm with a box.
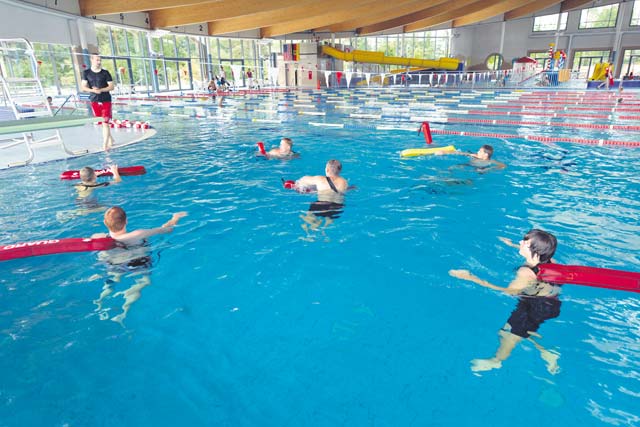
[0,237,117,261]
[60,166,146,180]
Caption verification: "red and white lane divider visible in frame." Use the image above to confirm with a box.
[465,110,623,121]
[491,104,640,113]
[94,119,150,129]
[369,122,640,147]
[442,117,640,132]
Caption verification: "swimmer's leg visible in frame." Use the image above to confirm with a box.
[527,335,560,375]
[471,327,522,372]
[93,277,118,312]
[111,275,151,326]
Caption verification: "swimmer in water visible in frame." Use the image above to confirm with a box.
[295,160,349,240]
[265,138,299,159]
[436,144,506,173]
[449,229,562,375]
[91,207,187,325]
[74,165,121,199]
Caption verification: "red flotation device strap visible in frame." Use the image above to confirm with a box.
[256,142,267,156]
[537,263,640,293]
[60,166,146,180]
[418,121,433,145]
[0,237,117,261]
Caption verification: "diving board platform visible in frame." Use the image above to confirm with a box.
[0,124,156,169]
[0,116,97,135]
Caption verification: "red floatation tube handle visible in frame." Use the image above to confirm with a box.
[537,264,640,293]
[60,166,146,180]
[418,121,433,145]
[257,141,267,156]
[0,237,117,261]
[283,179,296,189]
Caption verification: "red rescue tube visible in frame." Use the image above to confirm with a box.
[256,141,267,156]
[418,121,433,145]
[537,264,640,293]
[60,166,146,180]
[0,237,117,262]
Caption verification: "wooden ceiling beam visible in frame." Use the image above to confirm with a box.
[505,0,562,20]
[149,0,310,28]
[359,0,479,35]
[208,0,377,35]
[560,0,592,12]
[404,0,505,32]
[262,0,421,37]
[453,0,538,28]
[79,0,216,16]
[320,0,448,33]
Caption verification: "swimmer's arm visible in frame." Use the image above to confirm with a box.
[162,211,188,228]
[505,268,537,293]
[449,269,521,295]
[110,165,122,183]
[434,150,472,156]
[492,160,507,170]
[498,237,519,249]
[91,232,108,239]
[296,175,320,187]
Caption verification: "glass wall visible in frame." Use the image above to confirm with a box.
[572,50,611,78]
[533,13,568,32]
[579,4,619,29]
[620,49,640,77]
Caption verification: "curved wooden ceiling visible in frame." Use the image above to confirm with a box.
[79,0,593,37]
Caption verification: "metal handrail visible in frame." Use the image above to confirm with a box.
[53,93,77,116]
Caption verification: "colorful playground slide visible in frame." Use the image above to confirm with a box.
[590,63,613,81]
[322,46,460,71]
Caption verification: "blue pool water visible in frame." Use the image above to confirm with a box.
[1,89,640,426]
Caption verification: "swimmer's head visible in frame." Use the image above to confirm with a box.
[80,166,96,182]
[325,159,342,176]
[104,206,127,232]
[477,145,494,160]
[520,229,556,264]
[280,138,293,153]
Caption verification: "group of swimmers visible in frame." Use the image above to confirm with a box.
[71,165,187,325]
[71,134,562,374]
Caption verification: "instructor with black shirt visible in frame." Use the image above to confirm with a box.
[82,54,115,151]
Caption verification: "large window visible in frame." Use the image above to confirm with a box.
[572,50,611,79]
[527,50,551,70]
[632,0,640,26]
[533,13,568,32]
[620,49,640,77]
[579,4,619,29]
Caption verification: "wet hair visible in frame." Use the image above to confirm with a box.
[326,159,342,175]
[281,138,293,147]
[79,166,96,182]
[104,206,127,232]
[480,145,494,159]
[523,229,557,263]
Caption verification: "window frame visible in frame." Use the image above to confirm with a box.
[578,4,620,30]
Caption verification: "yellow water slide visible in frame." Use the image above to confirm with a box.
[590,63,614,81]
[322,46,460,71]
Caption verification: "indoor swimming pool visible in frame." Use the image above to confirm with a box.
[1,88,639,426]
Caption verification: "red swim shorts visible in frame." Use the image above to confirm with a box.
[90,101,112,120]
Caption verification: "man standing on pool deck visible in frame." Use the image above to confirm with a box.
[82,54,115,151]
[449,229,562,374]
